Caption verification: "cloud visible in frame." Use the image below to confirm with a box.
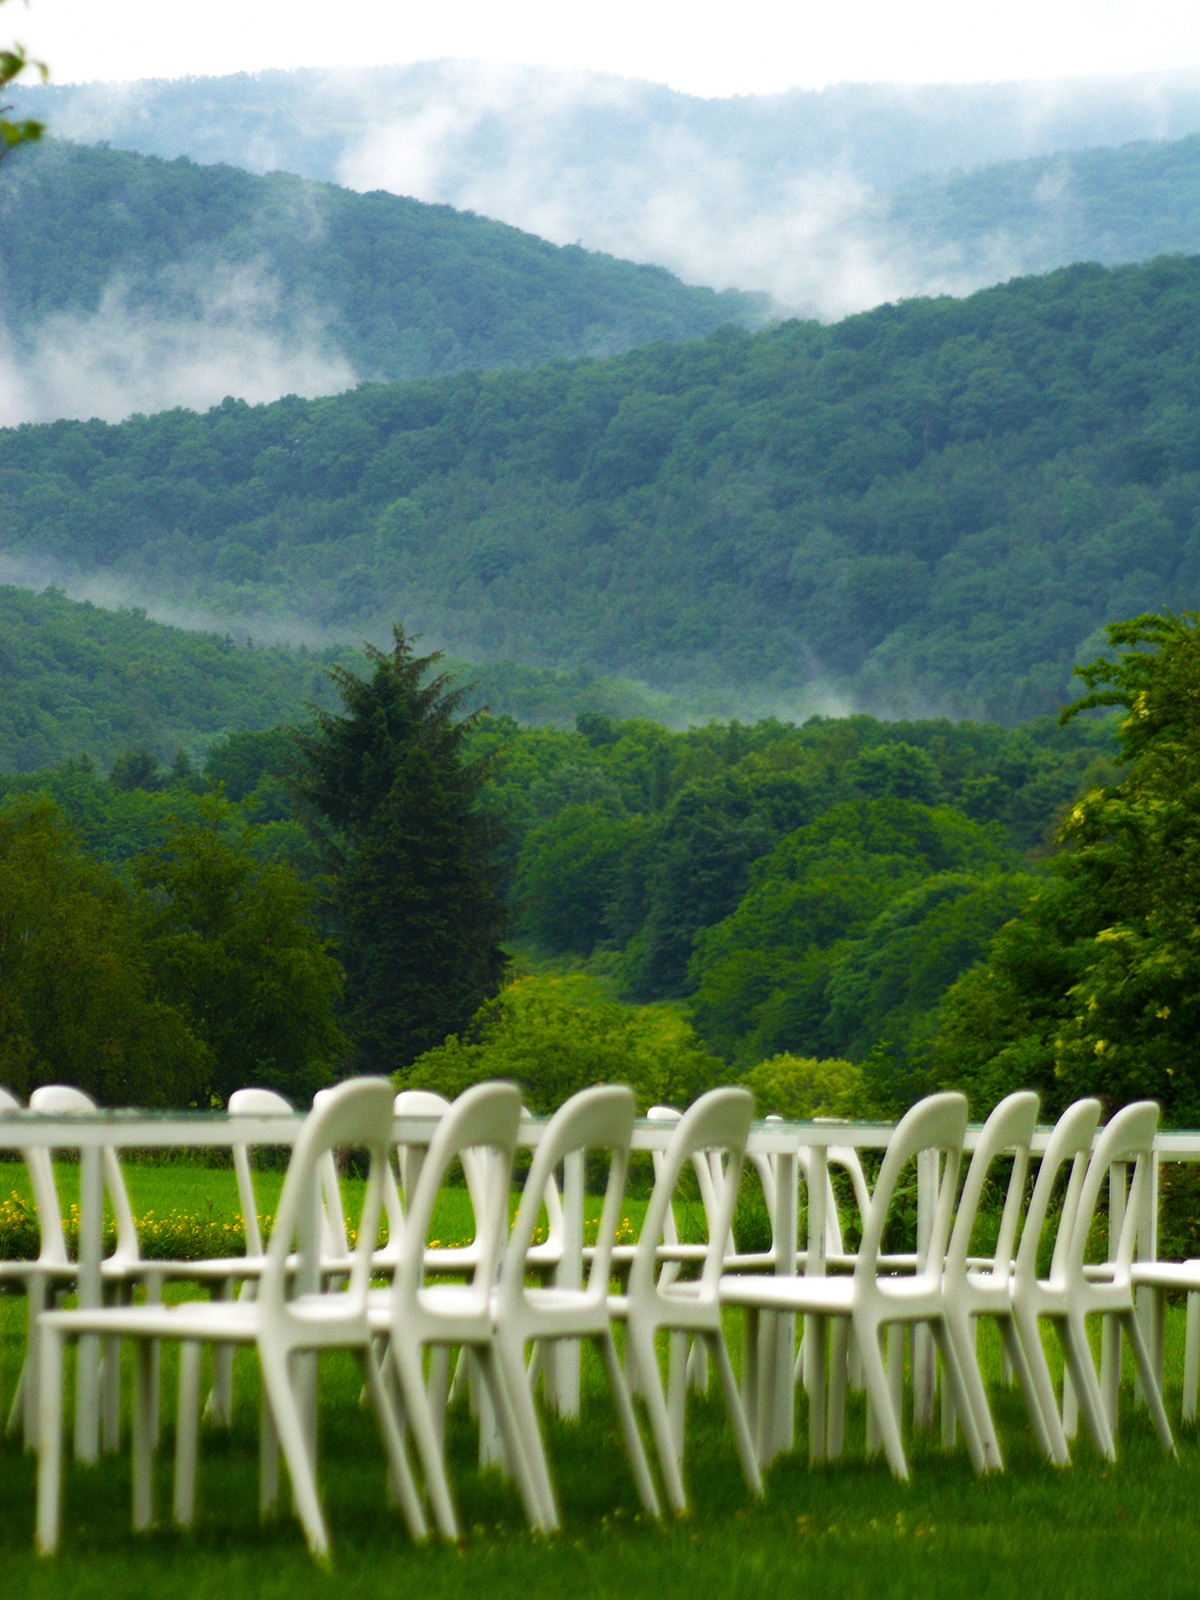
[0,259,356,427]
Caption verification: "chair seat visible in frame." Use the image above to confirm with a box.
[1131,1259,1200,1289]
[0,1259,76,1285]
[102,1253,272,1285]
[40,1298,262,1342]
[719,1272,858,1314]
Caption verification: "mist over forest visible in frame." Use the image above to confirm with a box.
[13,61,1200,317]
[4,254,1200,726]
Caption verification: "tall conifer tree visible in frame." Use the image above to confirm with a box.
[295,627,509,1072]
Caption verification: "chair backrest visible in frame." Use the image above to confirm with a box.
[1013,1097,1102,1291]
[28,1084,140,1266]
[945,1091,1040,1282]
[228,1087,297,1257]
[630,1088,754,1301]
[1068,1100,1160,1285]
[499,1086,635,1316]
[393,1081,523,1315]
[310,1088,353,1256]
[518,1104,567,1257]
[258,1076,395,1312]
[854,1093,968,1284]
[0,1088,70,1266]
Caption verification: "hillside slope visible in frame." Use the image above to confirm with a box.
[0,141,763,424]
[877,133,1200,288]
[6,255,1200,723]
[12,64,1200,313]
[0,585,700,773]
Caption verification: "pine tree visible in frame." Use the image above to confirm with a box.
[295,627,509,1072]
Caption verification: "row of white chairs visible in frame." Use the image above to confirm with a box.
[21,1079,765,1558]
[721,1090,1177,1481]
[2,1078,1189,1558]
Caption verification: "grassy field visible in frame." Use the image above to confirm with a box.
[1,1164,1198,1598]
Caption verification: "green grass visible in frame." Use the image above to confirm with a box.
[1,1166,1199,1597]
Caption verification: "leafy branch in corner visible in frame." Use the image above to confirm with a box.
[1,0,46,159]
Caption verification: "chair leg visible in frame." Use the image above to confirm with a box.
[357,1347,428,1540]
[1121,1309,1175,1457]
[258,1346,330,1562]
[1058,1314,1114,1461]
[131,1339,155,1532]
[597,1331,660,1519]
[687,1338,709,1394]
[1011,1303,1070,1466]
[476,1344,550,1533]
[999,1315,1055,1464]
[207,1278,236,1426]
[886,1325,904,1430]
[100,1332,122,1455]
[1100,1309,1121,1433]
[393,1340,460,1541]
[945,1309,1000,1471]
[857,1322,908,1481]
[709,1333,763,1497]
[174,1339,203,1527]
[259,1378,280,1518]
[495,1332,559,1530]
[805,1313,826,1467]
[19,1276,47,1450]
[6,1356,27,1442]
[1062,1366,1079,1441]
[740,1307,759,1441]
[36,1325,66,1556]
[667,1331,689,1460]
[427,1345,451,1453]
[1185,1291,1200,1424]
[827,1318,849,1461]
[628,1322,687,1514]
[930,1320,986,1475]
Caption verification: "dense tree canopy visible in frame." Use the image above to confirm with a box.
[935,612,1200,1123]
[0,790,346,1106]
[136,801,346,1105]
[0,139,762,389]
[6,256,1200,716]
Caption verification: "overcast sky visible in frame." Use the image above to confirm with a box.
[10,0,1200,97]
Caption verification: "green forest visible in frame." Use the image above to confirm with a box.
[0,583,712,772]
[0,601,1118,1108]
[0,140,764,384]
[881,133,1200,283]
[5,254,1200,719]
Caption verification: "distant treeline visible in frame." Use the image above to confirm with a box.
[6,255,1200,718]
[0,140,764,385]
[0,584,706,774]
[1,689,1113,1081]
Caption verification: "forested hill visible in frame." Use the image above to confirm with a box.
[0,584,699,773]
[877,133,1200,289]
[6,253,1200,722]
[14,65,1200,317]
[0,140,763,423]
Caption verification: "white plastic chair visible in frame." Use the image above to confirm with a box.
[36,1076,426,1560]
[27,1083,304,1449]
[368,1080,548,1539]
[939,1090,1047,1470]
[721,1092,986,1481]
[0,1089,78,1450]
[1012,1099,1174,1464]
[492,1084,659,1527]
[608,1087,764,1513]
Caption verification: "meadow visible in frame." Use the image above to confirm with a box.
[0,1159,1197,1599]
